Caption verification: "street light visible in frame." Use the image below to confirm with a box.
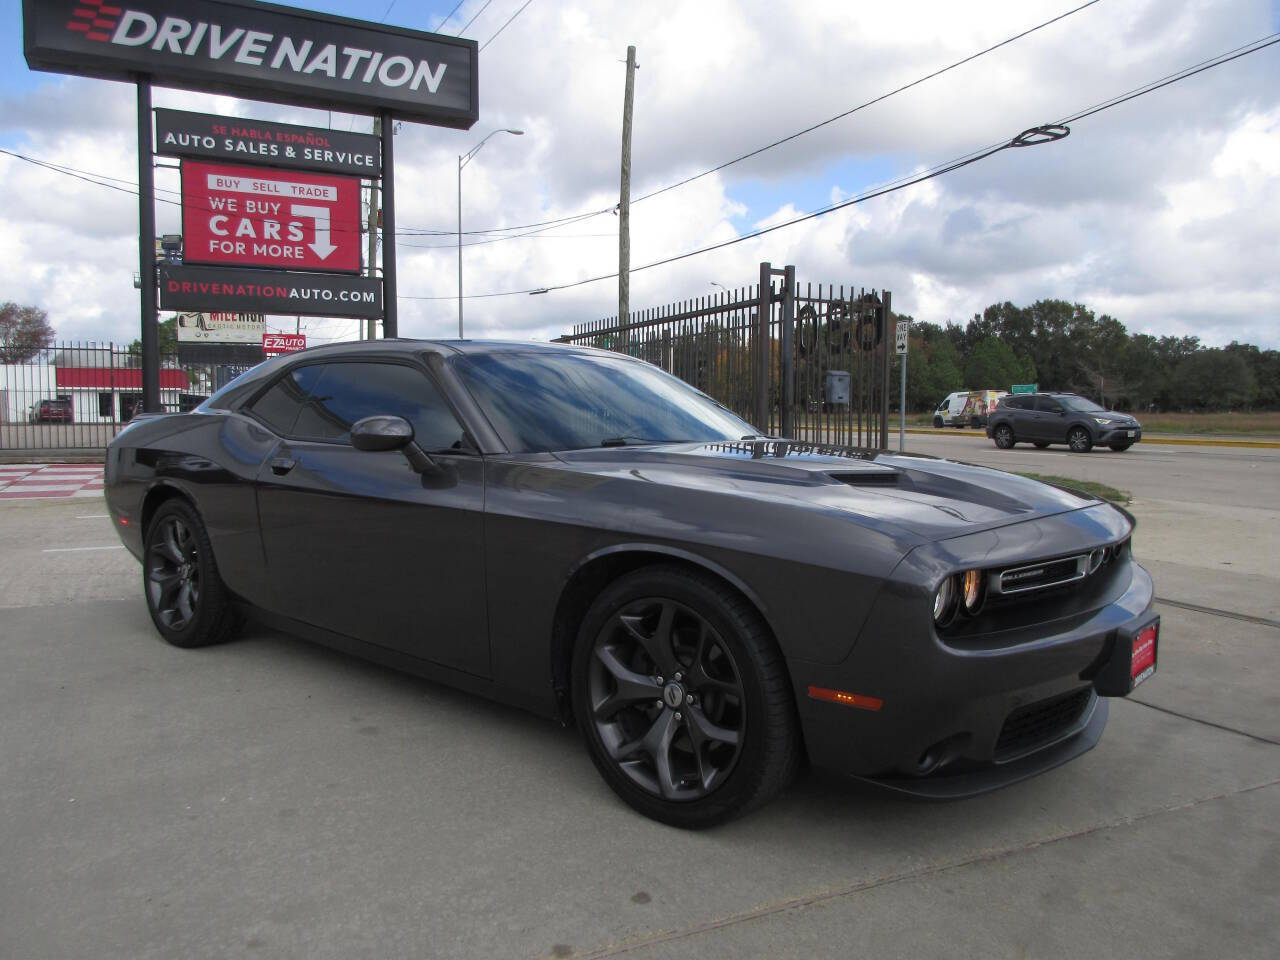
[458,128,524,338]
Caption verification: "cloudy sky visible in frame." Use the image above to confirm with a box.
[3,0,1279,348]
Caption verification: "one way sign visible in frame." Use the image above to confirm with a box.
[181,160,362,274]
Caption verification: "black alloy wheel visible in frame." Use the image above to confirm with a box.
[993,424,1016,449]
[1068,427,1094,453]
[144,499,241,648]
[572,566,800,828]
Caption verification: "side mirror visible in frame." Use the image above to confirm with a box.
[352,415,413,452]
[351,415,439,475]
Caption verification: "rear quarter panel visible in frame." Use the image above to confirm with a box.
[107,411,278,607]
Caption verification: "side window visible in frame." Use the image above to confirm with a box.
[291,362,467,450]
[247,365,325,435]
[1036,396,1062,414]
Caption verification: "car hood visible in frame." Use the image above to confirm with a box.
[552,440,1104,542]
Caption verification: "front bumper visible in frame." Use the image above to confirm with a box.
[1097,425,1141,445]
[787,510,1153,797]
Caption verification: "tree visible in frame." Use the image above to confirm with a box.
[1170,350,1256,410]
[964,336,1035,391]
[127,315,180,364]
[0,302,54,363]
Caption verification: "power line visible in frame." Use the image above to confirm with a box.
[400,33,1280,301]
[399,230,616,250]
[398,0,1106,237]
[632,0,1107,207]
[457,0,496,36]
[433,0,466,31]
[480,0,535,52]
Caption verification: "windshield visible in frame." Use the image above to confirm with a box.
[452,351,758,452]
[1059,395,1107,413]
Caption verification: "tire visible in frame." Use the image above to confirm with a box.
[143,498,241,649]
[992,424,1015,449]
[933,416,944,428]
[1109,442,1132,452]
[571,565,801,828]
[1033,441,1050,449]
[1067,427,1094,453]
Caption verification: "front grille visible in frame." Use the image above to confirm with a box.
[995,688,1092,760]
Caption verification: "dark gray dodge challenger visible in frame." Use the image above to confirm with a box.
[105,339,1159,827]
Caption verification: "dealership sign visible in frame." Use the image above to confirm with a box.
[22,0,477,127]
[156,108,380,177]
[182,160,362,272]
[263,333,306,354]
[160,264,383,319]
[175,311,266,343]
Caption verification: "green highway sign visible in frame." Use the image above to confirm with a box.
[1011,383,1038,394]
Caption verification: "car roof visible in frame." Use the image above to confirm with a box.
[285,338,619,359]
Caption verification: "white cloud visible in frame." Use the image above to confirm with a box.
[2,0,1278,348]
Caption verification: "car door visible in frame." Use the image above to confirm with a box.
[250,357,490,678]
[1032,395,1066,441]
[1005,395,1033,436]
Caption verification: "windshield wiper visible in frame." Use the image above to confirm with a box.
[600,435,669,447]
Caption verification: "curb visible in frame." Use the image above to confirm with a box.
[902,428,1280,450]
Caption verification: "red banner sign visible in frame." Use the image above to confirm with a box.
[263,333,308,354]
[182,161,362,273]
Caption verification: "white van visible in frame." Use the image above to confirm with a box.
[932,389,1008,428]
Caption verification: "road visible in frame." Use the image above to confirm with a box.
[901,429,1280,509]
[1,445,1277,959]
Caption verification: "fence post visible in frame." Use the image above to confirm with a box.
[780,264,795,439]
[879,290,892,450]
[756,262,771,433]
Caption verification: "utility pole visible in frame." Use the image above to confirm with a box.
[366,115,381,340]
[618,45,636,345]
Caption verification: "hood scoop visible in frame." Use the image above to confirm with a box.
[828,469,900,487]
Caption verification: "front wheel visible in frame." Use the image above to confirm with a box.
[1068,427,1094,453]
[571,566,800,828]
[933,415,944,428]
[144,499,241,648]
[993,424,1016,449]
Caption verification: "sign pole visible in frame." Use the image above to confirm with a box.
[899,339,907,452]
[380,110,397,339]
[136,77,160,414]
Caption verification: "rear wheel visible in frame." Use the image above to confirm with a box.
[1068,427,1094,453]
[1033,441,1050,449]
[571,566,800,828]
[993,424,1015,449]
[144,499,241,648]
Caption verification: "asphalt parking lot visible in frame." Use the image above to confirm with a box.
[2,437,1277,959]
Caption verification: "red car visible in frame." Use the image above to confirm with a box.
[29,399,74,423]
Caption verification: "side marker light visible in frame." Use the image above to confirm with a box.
[807,686,883,711]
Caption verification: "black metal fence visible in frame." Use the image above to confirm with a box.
[0,342,249,453]
[560,263,893,448]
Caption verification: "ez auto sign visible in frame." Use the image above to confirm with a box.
[181,160,362,273]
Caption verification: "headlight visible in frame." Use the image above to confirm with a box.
[933,578,957,624]
[960,569,984,614]
[1094,417,1112,425]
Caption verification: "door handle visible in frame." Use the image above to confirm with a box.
[270,457,297,476]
